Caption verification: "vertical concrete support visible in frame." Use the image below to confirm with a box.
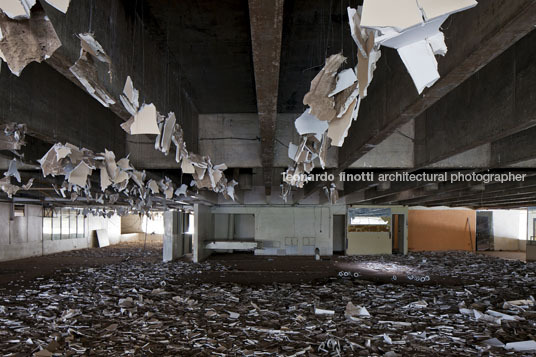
[163,210,183,262]
[193,204,213,263]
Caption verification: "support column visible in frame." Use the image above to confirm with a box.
[193,204,213,263]
[163,210,184,262]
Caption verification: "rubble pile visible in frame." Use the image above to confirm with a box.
[0,250,535,355]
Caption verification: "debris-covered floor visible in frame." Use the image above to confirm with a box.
[1,244,535,356]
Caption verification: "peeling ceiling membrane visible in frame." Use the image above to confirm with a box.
[360,0,478,93]
[0,9,62,76]
[0,0,36,20]
[0,123,26,151]
[0,124,34,197]
[43,0,71,14]
[118,76,237,201]
[36,141,193,212]
[70,33,115,107]
[280,2,477,203]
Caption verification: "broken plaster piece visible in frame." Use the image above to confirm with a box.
[44,0,71,14]
[397,39,440,94]
[417,0,478,21]
[294,111,329,137]
[504,340,536,352]
[361,0,424,32]
[130,104,160,135]
[159,112,176,154]
[70,52,116,107]
[147,179,159,195]
[38,144,65,177]
[78,33,112,77]
[327,97,360,147]
[303,54,346,122]
[0,9,61,76]
[68,161,91,187]
[120,76,139,116]
[328,68,357,97]
[0,0,35,20]
[427,31,447,56]
[100,166,112,191]
[181,156,195,174]
[4,159,21,183]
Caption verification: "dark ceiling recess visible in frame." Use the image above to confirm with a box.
[278,0,362,113]
[144,0,257,114]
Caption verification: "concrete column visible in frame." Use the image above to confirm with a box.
[163,211,184,262]
[193,204,213,263]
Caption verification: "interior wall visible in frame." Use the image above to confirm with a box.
[408,208,475,251]
[121,215,144,234]
[234,214,255,239]
[212,205,338,256]
[0,203,43,262]
[87,214,122,246]
[480,209,527,251]
[0,204,122,262]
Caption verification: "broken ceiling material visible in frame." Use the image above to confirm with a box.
[0,9,62,76]
[0,123,26,151]
[0,176,33,197]
[323,183,339,205]
[359,0,478,94]
[127,104,160,135]
[44,0,71,14]
[70,33,115,107]
[0,0,36,20]
[120,76,140,116]
[303,54,346,122]
[118,76,235,201]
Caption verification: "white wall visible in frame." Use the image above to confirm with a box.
[0,203,123,262]
[212,205,344,256]
[87,214,122,245]
[480,209,527,251]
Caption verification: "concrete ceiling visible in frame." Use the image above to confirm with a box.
[145,0,257,114]
[145,0,361,114]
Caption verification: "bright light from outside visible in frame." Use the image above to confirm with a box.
[186,213,194,234]
[350,216,389,225]
[142,213,165,235]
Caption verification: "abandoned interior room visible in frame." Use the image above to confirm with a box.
[1,0,536,355]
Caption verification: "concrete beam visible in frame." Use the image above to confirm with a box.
[248,0,284,197]
[404,178,536,207]
[490,126,536,167]
[0,62,125,156]
[414,29,536,167]
[397,174,536,206]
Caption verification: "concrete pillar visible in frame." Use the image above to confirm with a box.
[163,210,184,262]
[194,204,213,263]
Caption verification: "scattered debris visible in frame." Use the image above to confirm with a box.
[0,249,534,355]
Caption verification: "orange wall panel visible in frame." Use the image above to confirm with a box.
[408,210,476,251]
